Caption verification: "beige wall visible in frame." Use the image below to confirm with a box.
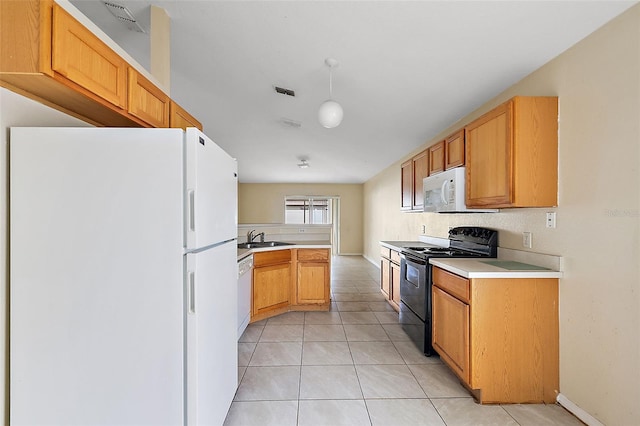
[239,183,363,255]
[364,6,640,425]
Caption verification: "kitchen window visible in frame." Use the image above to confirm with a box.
[285,197,332,224]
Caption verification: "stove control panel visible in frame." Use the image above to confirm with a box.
[449,227,498,246]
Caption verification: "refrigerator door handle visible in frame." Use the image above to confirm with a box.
[188,271,196,314]
[188,190,196,232]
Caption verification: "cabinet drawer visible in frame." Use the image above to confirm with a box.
[297,248,329,262]
[253,249,291,267]
[432,267,470,303]
[380,246,391,259]
[390,250,401,264]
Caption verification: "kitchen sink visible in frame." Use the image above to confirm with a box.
[237,241,293,249]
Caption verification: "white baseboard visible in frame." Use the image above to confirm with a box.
[363,255,379,268]
[557,393,604,426]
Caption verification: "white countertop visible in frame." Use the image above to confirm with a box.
[430,258,563,279]
[237,241,331,261]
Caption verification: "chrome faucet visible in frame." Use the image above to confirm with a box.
[247,229,265,243]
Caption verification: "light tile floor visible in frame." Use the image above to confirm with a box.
[224,256,584,426]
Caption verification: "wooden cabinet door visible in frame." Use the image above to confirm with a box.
[445,129,465,169]
[390,261,401,309]
[253,263,290,316]
[297,262,329,304]
[412,149,429,210]
[432,285,470,384]
[428,140,445,175]
[400,160,413,210]
[380,258,390,297]
[170,100,203,130]
[128,68,169,127]
[52,4,127,109]
[465,101,513,207]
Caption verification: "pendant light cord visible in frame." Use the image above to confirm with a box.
[329,67,333,99]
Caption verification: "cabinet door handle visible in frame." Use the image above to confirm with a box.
[188,190,195,232]
[188,271,196,314]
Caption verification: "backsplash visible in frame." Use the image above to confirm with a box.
[237,224,332,243]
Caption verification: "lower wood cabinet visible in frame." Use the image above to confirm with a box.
[295,249,330,305]
[380,245,401,311]
[251,248,331,323]
[432,266,559,404]
[432,284,470,382]
[390,261,401,308]
[252,250,291,318]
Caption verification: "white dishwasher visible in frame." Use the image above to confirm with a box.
[237,254,253,339]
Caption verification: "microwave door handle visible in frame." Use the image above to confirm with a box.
[441,180,449,205]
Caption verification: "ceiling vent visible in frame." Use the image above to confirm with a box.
[279,118,302,128]
[102,1,146,33]
[274,86,296,97]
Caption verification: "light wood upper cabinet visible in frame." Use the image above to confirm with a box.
[0,0,52,76]
[1,0,201,130]
[444,129,465,170]
[465,96,558,208]
[1,1,138,126]
[170,100,203,131]
[52,4,127,109]
[412,149,429,210]
[128,68,169,128]
[432,266,559,404]
[400,149,429,211]
[428,140,445,175]
[400,159,413,211]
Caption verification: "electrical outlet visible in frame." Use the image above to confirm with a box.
[546,212,556,228]
[421,224,426,234]
[523,232,532,248]
[298,228,306,233]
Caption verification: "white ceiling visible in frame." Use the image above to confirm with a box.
[70,0,636,183]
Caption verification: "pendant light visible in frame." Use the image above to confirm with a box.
[318,58,344,129]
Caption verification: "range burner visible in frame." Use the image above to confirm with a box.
[403,246,481,258]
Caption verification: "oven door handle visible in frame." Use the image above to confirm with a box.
[400,252,427,266]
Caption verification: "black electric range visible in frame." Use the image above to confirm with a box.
[399,227,498,356]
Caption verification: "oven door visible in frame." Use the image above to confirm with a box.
[399,253,428,320]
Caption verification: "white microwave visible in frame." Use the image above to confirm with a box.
[423,167,498,213]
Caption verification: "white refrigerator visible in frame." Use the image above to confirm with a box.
[10,127,238,425]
